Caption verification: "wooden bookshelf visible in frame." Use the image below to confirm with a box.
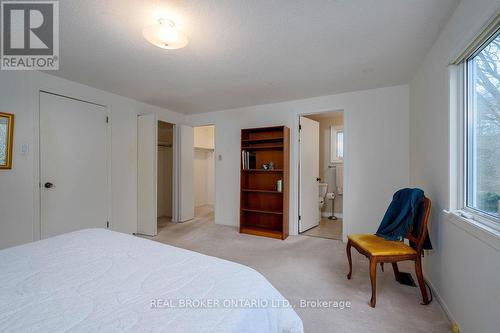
[240,126,289,240]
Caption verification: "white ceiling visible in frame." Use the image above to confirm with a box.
[51,0,458,114]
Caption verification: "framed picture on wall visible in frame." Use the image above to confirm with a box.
[0,112,14,169]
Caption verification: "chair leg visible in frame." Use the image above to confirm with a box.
[346,240,352,280]
[415,257,430,305]
[392,263,400,282]
[369,257,377,308]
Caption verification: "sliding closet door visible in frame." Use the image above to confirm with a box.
[137,114,157,236]
[40,92,108,238]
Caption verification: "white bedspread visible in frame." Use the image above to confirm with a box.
[0,229,303,333]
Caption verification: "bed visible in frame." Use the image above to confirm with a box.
[0,229,303,333]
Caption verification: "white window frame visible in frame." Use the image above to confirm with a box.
[455,25,500,233]
[330,125,344,164]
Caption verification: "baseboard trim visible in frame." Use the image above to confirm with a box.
[425,277,456,329]
[321,212,343,219]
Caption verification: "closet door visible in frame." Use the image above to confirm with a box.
[40,92,108,238]
[137,113,157,236]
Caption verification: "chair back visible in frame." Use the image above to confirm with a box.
[405,196,431,254]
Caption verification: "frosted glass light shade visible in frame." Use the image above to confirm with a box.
[143,19,188,50]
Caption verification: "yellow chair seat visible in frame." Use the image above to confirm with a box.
[348,234,417,256]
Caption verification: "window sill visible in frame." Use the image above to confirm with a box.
[443,210,500,251]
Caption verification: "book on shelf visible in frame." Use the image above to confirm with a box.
[241,150,256,170]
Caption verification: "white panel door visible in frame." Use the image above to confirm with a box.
[137,114,157,236]
[40,92,108,238]
[177,125,194,222]
[299,116,320,233]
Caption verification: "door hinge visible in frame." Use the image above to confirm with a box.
[106,221,109,228]
[299,124,302,131]
[106,116,109,123]
[299,215,301,221]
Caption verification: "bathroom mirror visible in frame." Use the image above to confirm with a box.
[0,112,14,169]
[330,125,343,164]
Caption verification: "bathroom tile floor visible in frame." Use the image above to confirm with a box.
[301,218,343,240]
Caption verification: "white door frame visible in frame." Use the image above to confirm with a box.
[34,90,111,241]
[296,109,347,240]
[137,114,158,236]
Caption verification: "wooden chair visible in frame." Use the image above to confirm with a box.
[346,197,431,308]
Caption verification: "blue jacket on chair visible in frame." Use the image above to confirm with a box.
[375,188,432,250]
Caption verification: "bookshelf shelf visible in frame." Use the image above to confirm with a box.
[240,126,289,240]
[241,137,284,143]
[242,208,284,215]
[239,226,283,239]
[241,145,284,150]
[242,189,283,194]
[242,169,283,172]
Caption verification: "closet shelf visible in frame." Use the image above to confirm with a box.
[194,146,214,151]
[158,141,172,147]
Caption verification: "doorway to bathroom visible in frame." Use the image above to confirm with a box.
[298,111,344,240]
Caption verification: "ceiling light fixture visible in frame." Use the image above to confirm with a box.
[143,18,188,50]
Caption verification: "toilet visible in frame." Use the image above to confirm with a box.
[319,183,328,209]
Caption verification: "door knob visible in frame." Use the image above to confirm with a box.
[316,178,321,182]
[44,182,54,189]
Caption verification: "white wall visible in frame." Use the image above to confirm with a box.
[193,126,215,208]
[0,71,184,249]
[409,1,500,332]
[187,85,410,239]
[194,149,214,207]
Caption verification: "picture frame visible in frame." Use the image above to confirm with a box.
[0,112,14,169]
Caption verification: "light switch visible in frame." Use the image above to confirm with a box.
[21,143,29,155]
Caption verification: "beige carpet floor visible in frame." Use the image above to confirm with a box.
[301,218,343,240]
[148,208,450,333]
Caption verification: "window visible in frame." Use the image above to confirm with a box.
[330,126,344,163]
[336,131,344,160]
[464,28,500,222]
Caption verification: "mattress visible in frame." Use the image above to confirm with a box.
[0,229,303,333]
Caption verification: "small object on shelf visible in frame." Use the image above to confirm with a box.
[276,179,282,193]
[261,162,274,170]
